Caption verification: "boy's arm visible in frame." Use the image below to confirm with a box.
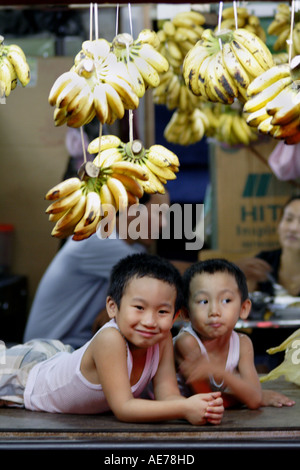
[90,329,223,424]
[175,332,262,410]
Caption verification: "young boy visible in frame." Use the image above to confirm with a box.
[173,258,295,409]
[0,253,224,425]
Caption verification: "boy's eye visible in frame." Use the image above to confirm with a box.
[222,298,231,304]
[135,305,144,310]
[197,299,208,304]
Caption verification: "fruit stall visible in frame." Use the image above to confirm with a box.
[1,0,300,459]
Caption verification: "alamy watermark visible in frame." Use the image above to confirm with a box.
[96,202,205,251]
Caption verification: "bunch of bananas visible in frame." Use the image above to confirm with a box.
[163,107,209,145]
[153,67,202,111]
[156,10,206,69]
[218,5,266,42]
[0,36,30,97]
[48,37,140,128]
[267,3,292,52]
[183,27,274,105]
[88,135,180,195]
[243,61,300,145]
[111,30,169,98]
[214,106,259,146]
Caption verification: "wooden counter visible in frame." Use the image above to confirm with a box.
[0,379,299,459]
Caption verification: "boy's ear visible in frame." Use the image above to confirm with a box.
[106,296,118,319]
[240,298,252,320]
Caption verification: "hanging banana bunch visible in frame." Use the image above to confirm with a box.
[217,5,266,41]
[0,35,30,98]
[156,10,206,68]
[45,135,180,240]
[244,57,300,145]
[183,27,274,105]
[111,30,169,98]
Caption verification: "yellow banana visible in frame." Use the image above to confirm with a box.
[67,84,92,116]
[222,5,249,19]
[48,71,76,106]
[54,194,87,233]
[0,59,12,96]
[247,63,291,97]
[212,50,238,103]
[271,91,300,126]
[124,57,145,98]
[137,29,160,48]
[79,190,101,226]
[88,135,122,154]
[230,39,265,77]
[145,159,177,181]
[222,42,251,93]
[106,177,128,212]
[45,177,82,200]
[111,172,144,199]
[93,83,109,124]
[139,162,165,194]
[233,28,274,70]
[147,144,179,167]
[93,148,123,167]
[257,116,275,134]
[55,75,86,109]
[53,106,68,127]
[109,161,149,181]
[246,107,270,127]
[6,49,30,86]
[46,188,83,214]
[107,75,139,109]
[72,214,101,241]
[66,89,95,128]
[134,42,169,73]
[130,53,160,88]
[244,76,293,113]
[272,117,300,139]
[102,82,125,120]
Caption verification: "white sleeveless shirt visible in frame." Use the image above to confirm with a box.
[24,319,160,414]
[174,323,240,392]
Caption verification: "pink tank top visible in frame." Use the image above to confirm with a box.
[24,319,160,414]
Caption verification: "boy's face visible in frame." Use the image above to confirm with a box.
[106,275,177,349]
[187,272,251,341]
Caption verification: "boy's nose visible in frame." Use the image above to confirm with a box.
[141,310,157,327]
[208,301,220,317]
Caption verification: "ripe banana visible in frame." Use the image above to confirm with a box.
[45,177,83,200]
[244,76,293,113]
[6,47,30,87]
[88,134,122,154]
[232,28,274,70]
[53,194,87,234]
[109,161,149,181]
[111,173,144,199]
[46,188,83,215]
[247,63,291,97]
[106,177,128,212]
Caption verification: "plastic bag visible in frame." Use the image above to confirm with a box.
[268,141,300,181]
[260,328,300,385]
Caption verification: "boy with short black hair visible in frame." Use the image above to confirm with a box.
[174,258,295,409]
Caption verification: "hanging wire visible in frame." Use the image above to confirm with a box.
[233,1,238,29]
[126,3,134,145]
[288,0,295,65]
[115,4,120,36]
[217,1,223,50]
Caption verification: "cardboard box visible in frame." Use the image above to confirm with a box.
[209,139,296,254]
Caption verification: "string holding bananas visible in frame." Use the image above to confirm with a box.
[156,10,206,68]
[0,36,30,97]
[48,37,140,128]
[183,27,274,106]
[244,58,300,145]
[111,30,169,98]
[218,5,266,42]
[88,135,180,195]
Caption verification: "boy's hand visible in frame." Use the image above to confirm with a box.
[183,392,224,425]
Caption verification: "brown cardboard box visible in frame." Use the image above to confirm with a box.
[209,139,297,254]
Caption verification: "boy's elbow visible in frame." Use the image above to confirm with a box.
[248,392,263,410]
